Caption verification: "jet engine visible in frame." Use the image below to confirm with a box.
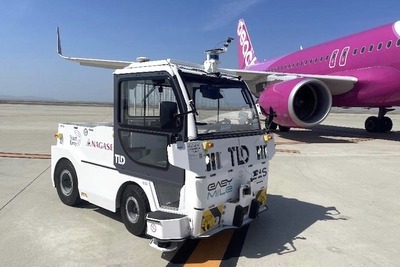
[258,78,332,128]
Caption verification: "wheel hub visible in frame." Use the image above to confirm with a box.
[125,196,140,224]
[60,170,73,196]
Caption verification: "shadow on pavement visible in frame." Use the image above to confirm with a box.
[241,194,345,258]
[166,194,345,265]
[276,124,400,144]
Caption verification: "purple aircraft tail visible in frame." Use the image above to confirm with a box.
[237,19,258,69]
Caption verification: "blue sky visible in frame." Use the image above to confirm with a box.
[1,0,400,102]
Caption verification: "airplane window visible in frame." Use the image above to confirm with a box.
[310,59,313,64]
[325,55,329,61]
[314,58,318,63]
[396,39,400,47]
[360,46,366,54]
[377,43,383,50]
[368,44,374,52]
[387,40,392,48]
[320,56,324,62]
[296,62,299,67]
[353,48,358,55]
[304,60,307,65]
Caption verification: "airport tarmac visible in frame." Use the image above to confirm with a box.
[0,103,399,266]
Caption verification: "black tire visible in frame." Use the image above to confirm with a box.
[383,117,393,132]
[365,116,379,132]
[54,160,81,206]
[279,125,291,132]
[121,184,150,236]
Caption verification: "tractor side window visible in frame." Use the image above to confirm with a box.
[119,131,168,168]
[120,78,178,129]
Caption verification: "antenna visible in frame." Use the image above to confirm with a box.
[204,37,234,72]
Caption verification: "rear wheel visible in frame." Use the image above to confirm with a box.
[54,160,81,206]
[383,117,393,132]
[121,184,150,236]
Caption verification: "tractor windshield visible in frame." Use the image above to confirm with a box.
[180,72,260,137]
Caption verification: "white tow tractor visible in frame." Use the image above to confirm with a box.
[52,32,275,251]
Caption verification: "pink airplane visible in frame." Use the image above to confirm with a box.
[233,19,400,133]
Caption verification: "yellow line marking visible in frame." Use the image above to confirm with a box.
[0,152,50,159]
[276,141,307,145]
[184,230,234,267]
[276,149,301,154]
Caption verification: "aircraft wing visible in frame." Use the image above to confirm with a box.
[57,27,133,69]
[222,68,358,97]
[57,54,132,69]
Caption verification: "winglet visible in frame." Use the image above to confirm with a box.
[57,27,63,56]
[237,19,258,69]
[55,27,133,69]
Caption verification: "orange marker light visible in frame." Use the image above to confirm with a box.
[202,141,214,150]
[263,134,273,142]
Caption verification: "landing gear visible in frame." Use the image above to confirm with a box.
[268,121,278,131]
[364,107,394,133]
[264,119,291,132]
[264,107,291,132]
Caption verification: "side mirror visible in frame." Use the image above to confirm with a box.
[160,101,178,129]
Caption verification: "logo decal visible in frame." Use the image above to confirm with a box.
[237,19,257,67]
[70,130,81,147]
[115,154,126,165]
[86,140,113,151]
[228,145,249,167]
[251,167,267,182]
[207,179,233,199]
[205,152,222,172]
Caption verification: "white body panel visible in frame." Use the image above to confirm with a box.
[51,123,159,212]
[52,121,274,238]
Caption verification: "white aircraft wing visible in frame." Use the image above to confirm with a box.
[57,27,133,69]
[222,68,358,97]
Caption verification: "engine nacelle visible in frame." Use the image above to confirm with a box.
[258,78,332,128]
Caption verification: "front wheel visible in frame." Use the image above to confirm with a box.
[121,184,150,236]
[54,160,81,206]
[365,116,379,132]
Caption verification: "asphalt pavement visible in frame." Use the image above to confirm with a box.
[1,103,399,266]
